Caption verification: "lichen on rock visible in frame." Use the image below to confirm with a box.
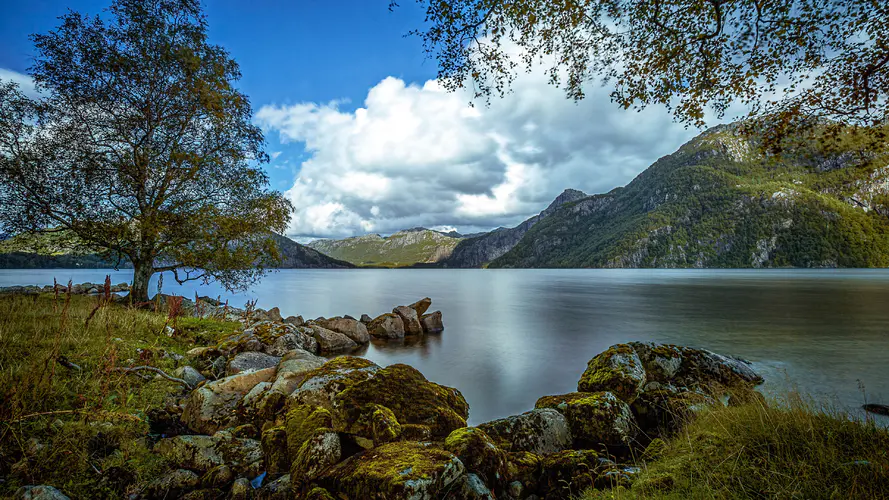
[577,344,646,403]
[477,408,572,455]
[535,391,636,448]
[444,427,509,491]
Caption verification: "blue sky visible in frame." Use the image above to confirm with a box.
[0,1,703,240]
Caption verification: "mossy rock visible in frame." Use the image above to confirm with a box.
[316,441,465,500]
[538,449,602,499]
[290,428,342,490]
[200,464,233,489]
[342,403,404,447]
[505,451,541,495]
[641,437,667,461]
[303,487,337,500]
[334,363,469,438]
[535,391,636,448]
[288,356,381,411]
[261,426,289,476]
[444,427,509,491]
[399,424,432,441]
[577,344,646,403]
[477,409,571,455]
[285,404,334,459]
[631,389,716,436]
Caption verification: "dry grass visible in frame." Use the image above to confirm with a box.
[582,393,889,499]
[0,291,240,498]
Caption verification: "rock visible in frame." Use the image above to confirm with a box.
[538,450,602,498]
[505,451,541,494]
[409,297,432,316]
[290,429,342,487]
[317,441,465,500]
[13,485,71,500]
[367,313,405,339]
[335,363,469,438]
[229,478,251,500]
[316,317,370,344]
[444,427,508,490]
[447,473,494,499]
[393,305,423,335]
[266,307,283,322]
[535,392,636,448]
[154,434,263,475]
[577,344,646,403]
[420,311,444,333]
[287,357,381,410]
[256,474,290,499]
[227,352,281,376]
[210,356,226,379]
[181,367,276,434]
[283,315,305,327]
[478,409,572,455]
[200,464,234,489]
[631,389,716,436]
[142,469,200,499]
[254,350,328,422]
[266,328,318,356]
[181,489,225,500]
[261,426,289,475]
[359,314,372,324]
[310,325,358,352]
[863,403,889,416]
[174,366,207,388]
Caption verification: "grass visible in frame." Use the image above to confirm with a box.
[0,291,241,498]
[581,393,889,500]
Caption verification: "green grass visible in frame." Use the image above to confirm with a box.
[581,393,889,499]
[0,292,240,498]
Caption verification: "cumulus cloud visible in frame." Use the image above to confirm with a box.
[256,70,702,239]
[0,68,38,98]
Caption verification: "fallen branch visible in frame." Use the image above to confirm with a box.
[56,355,82,371]
[113,366,193,390]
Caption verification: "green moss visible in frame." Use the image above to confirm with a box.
[539,449,602,498]
[285,404,333,459]
[641,438,667,461]
[335,364,469,438]
[371,404,402,444]
[261,426,288,475]
[506,451,541,494]
[304,487,337,500]
[536,391,635,447]
[577,344,645,403]
[399,424,432,441]
[444,427,508,489]
[290,428,341,488]
[318,441,463,499]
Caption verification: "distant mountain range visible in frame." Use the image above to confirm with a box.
[311,124,889,269]
[0,232,353,270]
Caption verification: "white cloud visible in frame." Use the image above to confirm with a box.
[256,69,703,239]
[0,68,38,98]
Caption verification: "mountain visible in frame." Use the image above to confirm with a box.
[308,228,463,267]
[489,124,889,268]
[438,188,588,268]
[0,232,353,269]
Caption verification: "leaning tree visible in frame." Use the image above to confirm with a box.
[0,0,292,303]
[396,0,888,148]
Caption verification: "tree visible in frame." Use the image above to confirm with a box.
[0,0,292,303]
[396,0,888,148]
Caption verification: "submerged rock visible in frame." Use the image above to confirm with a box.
[478,408,572,455]
[316,317,370,344]
[408,297,432,317]
[393,305,423,335]
[310,325,358,352]
[420,311,444,333]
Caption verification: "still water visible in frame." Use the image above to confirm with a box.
[2,268,888,424]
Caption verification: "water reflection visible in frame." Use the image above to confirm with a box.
[2,268,888,424]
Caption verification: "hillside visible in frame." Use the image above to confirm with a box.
[0,232,352,269]
[439,188,588,268]
[490,124,889,268]
[308,228,462,267]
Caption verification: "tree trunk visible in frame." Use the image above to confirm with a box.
[130,260,153,304]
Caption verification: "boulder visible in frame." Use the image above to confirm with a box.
[630,389,716,436]
[447,473,494,500]
[367,313,405,339]
[256,474,291,499]
[283,315,305,327]
[266,328,318,356]
[359,314,372,324]
[229,478,251,500]
[316,441,465,500]
[265,307,283,323]
[181,367,276,434]
[310,325,358,352]
[478,409,572,455]
[538,450,603,499]
[287,357,381,411]
[505,451,541,495]
[392,306,423,335]
[535,392,636,448]
[13,485,71,500]
[577,344,646,403]
[286,404,335,459]
[154,434,263,475]
[316,317,370,344]
[444,427,509,491]
[334,363,469,438]
[226,352,281,376]
[290,429,342,488]
[420,311,444,333]
[408,297,432,316]
[174,366,207,388]
[261,426,289,475]
[142,469,200,499]
[200,464,234,489]
[181,488,225,500]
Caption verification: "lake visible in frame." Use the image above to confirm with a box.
[3,268,889,425]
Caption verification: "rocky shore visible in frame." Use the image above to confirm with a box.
[11,291,765,500]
